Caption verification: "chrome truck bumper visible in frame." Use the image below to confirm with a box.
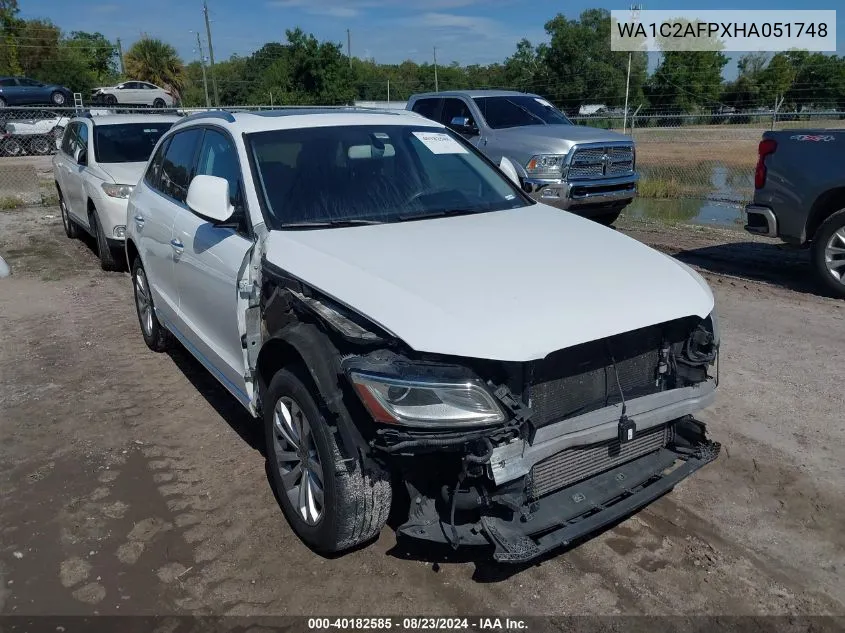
[396,382,719,562]
[523,173,639,214]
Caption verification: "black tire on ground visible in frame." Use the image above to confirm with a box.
[59,191,80,239]
[811,208,845,299]
[104,94,118,105]
[131,257,172,352]
[51,91,67,106]
[90,208,121,271]
[2,137,22,156]
[593,207,624,226]
[29,136,52,155]
[152,98,165,108]
[264,366,392,554]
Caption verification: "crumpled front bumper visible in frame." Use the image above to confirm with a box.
[396,416,720,564]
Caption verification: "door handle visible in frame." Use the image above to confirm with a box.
[170,238,184,254]
[133,214,145,228]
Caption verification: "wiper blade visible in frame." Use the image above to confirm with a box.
[397,208,478,221]
[281,219,384,228]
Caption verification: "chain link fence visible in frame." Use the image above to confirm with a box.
[0,104,841,212]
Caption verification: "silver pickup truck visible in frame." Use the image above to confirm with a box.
[407,90,638,225]
[744,129,845,297]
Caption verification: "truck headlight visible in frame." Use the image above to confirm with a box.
[525,154,567,179]
[349,372,505,427]
[102,183,134,199]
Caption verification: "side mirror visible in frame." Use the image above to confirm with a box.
[186,174,234,223]
[450,116,477,135]
[499,157,521,186]
[77,149,87,166]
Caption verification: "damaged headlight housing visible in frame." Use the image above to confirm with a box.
[348,372,505,427]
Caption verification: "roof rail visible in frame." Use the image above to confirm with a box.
[173,110,237,126]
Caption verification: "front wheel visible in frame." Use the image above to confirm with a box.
[265,367,392,554]
[152,98,165,108]
[104,94,118,105]
[90,208,121,271]
[59,192,80,239]
[28,136,52,155]
[811,208,845,299]
[2,137,22,156]
[51,91,67,106]
[131,257,171,352]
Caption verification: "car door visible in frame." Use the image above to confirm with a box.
[135,127,204,325]
[171,127,252,405]
[62,122,91,227]
[17,78,45,104]
[0,78,21,105]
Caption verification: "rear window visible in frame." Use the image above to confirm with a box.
[94,122,173,163]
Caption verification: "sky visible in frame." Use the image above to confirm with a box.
[23,0,845,78]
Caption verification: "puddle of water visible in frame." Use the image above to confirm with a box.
[625,197,745,228]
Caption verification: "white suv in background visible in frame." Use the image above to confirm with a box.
[126,108,720,562]
[92,81,176,108]
[53,113,178,269]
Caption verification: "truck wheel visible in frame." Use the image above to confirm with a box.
[90,208,121,272]
[265,366,392,554]
[594,207,623,226]
[59,191,80,239]
[811,208,845,298]
[131,257,171,352]
[51,91,67,106]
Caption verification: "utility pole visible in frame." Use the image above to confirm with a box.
[116,38,125,76]
[203,0,220,107]
[623,4,642,135]
[194,31,211,108]
[347,29,352,67]
[387,78,390,106]
[433,46,439,92]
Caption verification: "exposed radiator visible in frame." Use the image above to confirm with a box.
[528,424,675,500]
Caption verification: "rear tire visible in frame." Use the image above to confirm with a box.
[2,137,22,156]
[152,98,165,108]
[90,207,121,271]
[265,366,392,554]
[131,257,171,352]
[59,192,80,239]
[29,136,52,155]
[811,208,845,299]
[51,91,66,106]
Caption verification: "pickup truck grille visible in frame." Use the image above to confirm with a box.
[527,423,674,499]
[569,146,634,179]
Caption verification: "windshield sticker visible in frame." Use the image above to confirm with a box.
[412,131,468,154]
[534,98,553,108]
[790,134,834,142]
[505,194,516,200]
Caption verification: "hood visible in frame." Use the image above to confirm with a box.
[98,162,147,185]
[264,204,714,362]
[494,124,632,155]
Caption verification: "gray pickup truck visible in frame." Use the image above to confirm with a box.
[744,129,845,296]
[407,90,638,225]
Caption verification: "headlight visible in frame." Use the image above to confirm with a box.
[102,183,134,199]
[348,371,505,427]
[525,154,567,179]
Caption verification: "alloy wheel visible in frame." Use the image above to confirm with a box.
[273,396,325,525]
[134,267,154,337]
[824,228,845,284]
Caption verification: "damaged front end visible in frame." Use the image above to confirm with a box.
[257,262,720,564]
[340,315,721,564]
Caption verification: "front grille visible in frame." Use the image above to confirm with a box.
[528,424,675,499]
[569,146,634,179]
[528,324,668,427]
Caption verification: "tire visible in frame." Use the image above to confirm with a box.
[264,366,392,554]
[104,94,117,106]
[52,125,65,141]
[90,207,121,271]
[29,136,52,155]
[51,91,67,106]
[592,209,623,226]
[152,98,165,108]
[59,191,80,239]
[2,137,22,156]
[811,208,845,299]
[131,257,171,352]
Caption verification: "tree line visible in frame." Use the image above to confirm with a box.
[1,0,844,114]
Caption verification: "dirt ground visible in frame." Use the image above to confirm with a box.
[1,207,844,618]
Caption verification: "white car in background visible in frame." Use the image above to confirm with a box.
[1,109,70,155]
[53,113,179,270]
[92,81,176,108]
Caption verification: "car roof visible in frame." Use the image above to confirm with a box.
[410,89,538,100]
[73,114,182,126]
[171,107,442,134]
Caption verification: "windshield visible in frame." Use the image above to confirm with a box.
[248,124,530,229]
[94,122,173,163]
[473,96,572,129]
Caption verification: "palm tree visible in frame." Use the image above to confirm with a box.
[124,38,185,99]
